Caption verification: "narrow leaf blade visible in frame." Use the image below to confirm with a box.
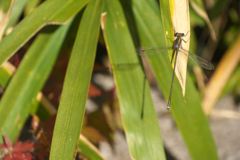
[0,23,71,143]
[132,1,219,159]
[50,0,104,159]
[102,0,165,159]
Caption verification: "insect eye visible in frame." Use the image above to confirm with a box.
[182,33,184,36]
[174,33,177,36]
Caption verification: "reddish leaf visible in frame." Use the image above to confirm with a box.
[3,135,12,148]
[5,153,32,160]
[3,154,13,160]
[88,83,103,97]
[0,135,34,160]
[13,142,34,152]
[0,143,7,150]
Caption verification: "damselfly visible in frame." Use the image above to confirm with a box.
[136,32,214,110]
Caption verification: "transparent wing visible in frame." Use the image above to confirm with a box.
[179,48,215,70]
[136,46,173,56]
[136,46,214,70]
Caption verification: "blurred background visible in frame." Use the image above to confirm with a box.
[0,0,239,159]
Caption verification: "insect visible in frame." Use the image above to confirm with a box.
[136,32,214,109]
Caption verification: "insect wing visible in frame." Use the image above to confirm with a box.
[179,48,215,70]
[136,46,173,56]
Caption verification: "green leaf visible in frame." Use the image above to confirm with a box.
[0,0,12,13]
[78,135,105,160]
[24,0,41,15]
[0,0,88,67]
[159,0,174,47]
[0,63,56,122]
[209,0,232,19]
[222,65,240,98]
[49,0,104,159]
[190,0,216,40]
[132,0,219,160]
[5,0,26,32]
[0,22,72,143]
[0,62,15,87]
[190,6,205,27]
[30,92,56,122]
[102,0,165,159]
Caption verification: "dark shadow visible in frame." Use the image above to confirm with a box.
[18,116,33,142]
[119,0,139,48]
[164,146,177,160]
[140,74,146,119]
